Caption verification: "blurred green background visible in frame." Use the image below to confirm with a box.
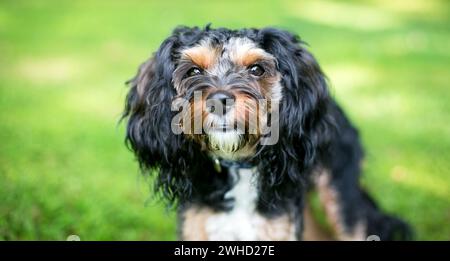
[0,0,449,240]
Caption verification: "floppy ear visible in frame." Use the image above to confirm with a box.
[123,27,223,205]
[123,34,197,204]
[124,26,207,170]
[257,28,334,181]
[123,37,181,169]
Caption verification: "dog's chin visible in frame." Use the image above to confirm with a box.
[207,130,243,153]
[206,130,256,160]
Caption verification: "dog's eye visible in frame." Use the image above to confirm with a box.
[248,64,265,77]
[186,67,203,77]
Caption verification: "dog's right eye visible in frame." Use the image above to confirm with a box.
[248,64,265,77]
[186,67,203,78]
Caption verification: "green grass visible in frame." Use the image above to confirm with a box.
[0,0,448,240]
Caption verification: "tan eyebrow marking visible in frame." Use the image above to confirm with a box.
[237,49,271,67]
[182,45,220,69]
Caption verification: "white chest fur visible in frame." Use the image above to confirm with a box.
[181,168,297,241]
[204,168,262,240]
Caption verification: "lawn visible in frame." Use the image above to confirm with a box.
[0,0,448,240]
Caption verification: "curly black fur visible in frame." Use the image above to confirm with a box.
[122,25,412,240]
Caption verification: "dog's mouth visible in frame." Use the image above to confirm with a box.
[206,130,244,152]
[209,124,236,132]
[203,118,246,152]
[176,89,270,157]
[205,115,242,132]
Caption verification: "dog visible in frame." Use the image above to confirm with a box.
[122,25,412,240]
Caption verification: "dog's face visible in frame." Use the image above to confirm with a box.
[124,26,330,173]
[172,37,282,159]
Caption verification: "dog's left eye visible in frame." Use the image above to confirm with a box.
[248,64,265,77]
[186,67,203,78]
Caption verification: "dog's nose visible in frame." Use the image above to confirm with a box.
[206,91,235,115]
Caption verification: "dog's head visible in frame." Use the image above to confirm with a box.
[172,34,284,159]
[123,26,332,202]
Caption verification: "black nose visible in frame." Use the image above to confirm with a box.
[206,91,235,116]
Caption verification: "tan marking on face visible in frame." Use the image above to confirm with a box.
[259,74,282,102]
[233,93,266,135]
[182,90,210,138]
[224,38,281,102]
[226,38,274,67]
[315,169,367,240]
[238,49,271,67]
[182,43,220,70]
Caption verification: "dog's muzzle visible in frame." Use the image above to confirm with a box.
[206,90,235,117]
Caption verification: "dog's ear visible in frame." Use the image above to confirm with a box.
[123,27,214,205]
[258,28,333,175]
[123,35,183,170]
